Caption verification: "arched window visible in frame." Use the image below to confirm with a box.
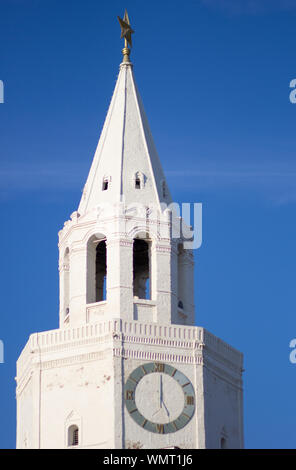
[133,171,145,190]
[68,425,79,446]
[96,240,107,301]
[102,175,111,191]
[87,235,107,304]
[177,243,186,323]
[135,176,141,189]
[133,239,150,299]
[63,248,70,318]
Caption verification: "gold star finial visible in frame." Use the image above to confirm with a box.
[117,9,134,62]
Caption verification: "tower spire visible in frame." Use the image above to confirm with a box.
[78,11,171,216]
[117,9,134,63]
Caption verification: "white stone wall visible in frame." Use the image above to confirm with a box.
[38,358,115,449]
[16,321,243,449]
[16,375,34,449]
[203,367,244,449]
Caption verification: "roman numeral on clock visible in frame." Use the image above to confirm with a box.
[156,424,164,434]
[154,362,165,372]
[125,390,134,400]
[186,396,194,405]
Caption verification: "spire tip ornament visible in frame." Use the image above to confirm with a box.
[117,9,134,63]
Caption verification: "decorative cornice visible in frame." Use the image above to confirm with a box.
[113,347,203,365]
[40,349,111,371]
[16,320,243,392]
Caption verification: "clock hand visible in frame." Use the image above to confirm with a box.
[162,400,170,417]
[160,374,170,417]
[152,375,162,416]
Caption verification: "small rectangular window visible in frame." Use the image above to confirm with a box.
[135,178,141,189]
[103,180,108,191]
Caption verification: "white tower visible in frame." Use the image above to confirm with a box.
[16,13,244,449]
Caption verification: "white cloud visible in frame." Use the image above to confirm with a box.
[0,162,87,192]
[166,165,296,204]
[1,161,296,205]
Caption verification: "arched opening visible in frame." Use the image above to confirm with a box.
[177,243,186,319]
[133,239,150,299]
[135,176,141,189]
[87,235,107,304]
[63,248,70,318]
[68,425,79,447]
[134,171,144,190]
[95,240,107,302]
[102,175,110,191]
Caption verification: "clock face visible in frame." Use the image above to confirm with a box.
[124,362,195,434]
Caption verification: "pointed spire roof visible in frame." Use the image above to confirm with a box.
[78,59,172,215]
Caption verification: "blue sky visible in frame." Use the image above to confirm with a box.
[0,0,296,449]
